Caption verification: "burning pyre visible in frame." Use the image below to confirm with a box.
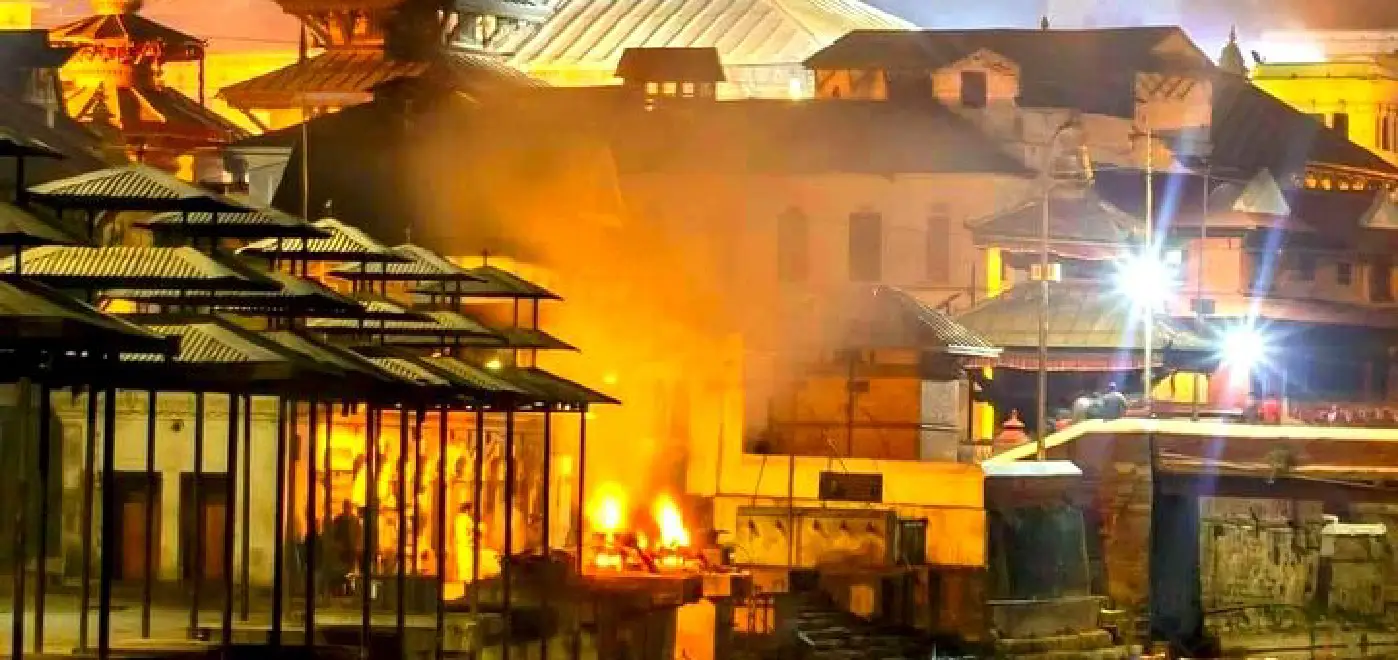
[586,483,709,574]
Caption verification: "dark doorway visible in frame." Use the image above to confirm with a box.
[112,471,161,581]
[179,473,228,582]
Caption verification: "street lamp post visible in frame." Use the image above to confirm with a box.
[1143,126,1155,416]
[1037,115,1086,459]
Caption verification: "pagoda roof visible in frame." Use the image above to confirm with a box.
[847,285,1000,358]
[956,282,1209,360]
[50,11,205,61]
[66,83,248,146]
[137,207,330,240]
[500,0,911,72]
[0,246,281,291]
[238,217,408,263]
[327,243,484,282]
[969,187,1142,259]
[29,163,249,212]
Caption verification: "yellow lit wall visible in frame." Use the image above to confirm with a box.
[1253,60,1398,166]
[0,1,33,29]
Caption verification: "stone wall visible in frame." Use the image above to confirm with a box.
[1094,462,1152,610]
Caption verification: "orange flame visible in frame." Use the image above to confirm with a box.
[588,481,628,534]
[653,494,690,548]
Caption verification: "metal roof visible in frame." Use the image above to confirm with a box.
[238,217,408,263]
[0,277,170,353]
[28,164,249,212]
[306,309,501,339]
[367,356,455,387]
[126,319,290,364]
[0,203,79,247]
[1,246,281,291]
[137,207,330,240]
[969,188,1142,255]
[875,286,1001,358]
[0,126,65,159]
[501,0,911,71]
[956,282,1209,354]
[103,270,362,316]
[414,264,560,300]
[502,367,619,405]
[327,243,484,282]
[417,355,527,394]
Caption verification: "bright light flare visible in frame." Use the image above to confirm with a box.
[588,482,628,533]
[653,494,690,548]
[1219,322,1269,370]
[1253,40,1327,64]
[1113,251,1178,309]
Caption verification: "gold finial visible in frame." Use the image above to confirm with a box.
[1040,15,1050,30]
[91,0,141,15]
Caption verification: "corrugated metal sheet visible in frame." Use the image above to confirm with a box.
[0,202,79,246]
[368,356,453,386]
[262,329,400,380]
[104,270,360,315]
[502,0,910,70]
[418,355,526,393]
[0,277,166,347]
[139,207,328,239]
[2,245,278,289]
[881,286,1000,357]
[415,264,560,299]
[328,243,482,281]
[29,164,246,210]
[239,218,407,263]
[131,321,288,364]
[503,367,618,404]
[307,309,500,338]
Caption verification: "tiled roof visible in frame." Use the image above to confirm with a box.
[969,188,1141,255]
[238,217,407,263]
[1,246,279,290]
[327,243,482,281]
[138,207,329,239]
[501,0,911,71]
[956,282,1208,353]
[0,203,79,247]
[65,82,248,145]
[807,27,1212,117]
[1208,75,1398,179]
[415,264,561,300]
[873,286,1000,357]
[0,277,169,351]
[615,47,725,82]
[28,164,248,212]
[50,11,205,61]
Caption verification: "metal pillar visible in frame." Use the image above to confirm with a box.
[191,392,206,635]
[539,409,552,660]
[11,379,32,660]
[412,407,425,575]
[221,394,241,648]
[78,387,98,650]
[434,405,448,660]
[33,383,53,654]
[362,405,380,660]
[470,408,484,618]
[305,399,320,645]
[502,408,516,660]
[396,407,408,641]
[96,386,117,659]
[240,395,252,621]
[140,390,157,638]
[571,407,588,660]
[270,398,288,647]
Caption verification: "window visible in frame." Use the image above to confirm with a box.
[1333,112,1351,139]
[960,71,988,108]
[1296,253,1316,281]
[777,208,809,282]
[1338,262,1353,285]
[1371,257,1393,303]
[926,205,951,281]
[848,211,883,282]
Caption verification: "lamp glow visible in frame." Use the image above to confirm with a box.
[1220,323,1268,369]
[1113,252,1177,308]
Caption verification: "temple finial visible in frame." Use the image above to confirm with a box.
[1040,15,1050,30]
[481,249,490,266]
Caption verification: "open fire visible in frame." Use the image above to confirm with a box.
[586,482,707,574]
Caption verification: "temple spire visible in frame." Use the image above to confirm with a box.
[1040,15,1050,30]
[1219,25,1248,76]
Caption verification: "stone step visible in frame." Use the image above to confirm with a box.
[995,630,1115,655]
